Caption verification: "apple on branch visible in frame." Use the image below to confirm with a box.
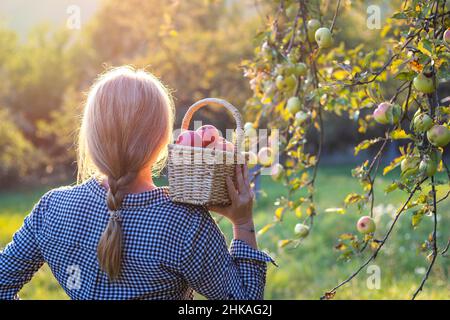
[294,223,310,238]
[412,110,433,133]
[258,147,275,167]
[413,73,435,93]
[270,163,284,181]
[427,125,450,147]
[243,122,257,137]
[356,216,376,234]
[307,19,321,42]
[443,28,450,45]
[286,96,301,115]
[373,102,402,125]
[315,27,333,48]
[419,153,439,177]
[401,155,421,177]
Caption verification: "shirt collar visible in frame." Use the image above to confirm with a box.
[85,177,170,208]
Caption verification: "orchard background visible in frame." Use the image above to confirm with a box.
[0,0,449,299]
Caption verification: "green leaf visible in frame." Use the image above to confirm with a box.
[390,129,412,140]
[344,193,364,206]
[383,154,405,175]
[325,207,346,214]
[278,239,293,248]
[339,233,355,240]
[275,207,285,221]
[418,39,433,57]
[394,71,416,81]
[257,223,275,236]
[412,210,424,228]
[385,182,399,193]
[354,138,382,155]
[392,12,408,19]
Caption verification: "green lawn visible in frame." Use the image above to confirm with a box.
[0,165,448,299]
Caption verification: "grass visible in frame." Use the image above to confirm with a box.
[0,165,448,300]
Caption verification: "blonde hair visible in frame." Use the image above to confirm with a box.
[77,66,174,279]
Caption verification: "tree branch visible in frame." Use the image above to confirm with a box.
[411,176,438,299]
[321,179,427,299]
[330,0,342,33]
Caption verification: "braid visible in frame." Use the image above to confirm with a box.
[97,171,137,280]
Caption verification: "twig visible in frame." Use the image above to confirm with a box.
[437,190,450,204]
[441,239,450,256]
[330,0,342,33]
[411,176,438,299]
[287,3,302,53]
[345,29,422,87]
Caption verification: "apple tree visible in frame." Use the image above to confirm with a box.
[242,0,449,299]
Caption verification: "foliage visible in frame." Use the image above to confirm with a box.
[243,0,449,299]
[0,108,43,183]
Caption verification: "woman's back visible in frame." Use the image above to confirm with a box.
[0,178,272,300]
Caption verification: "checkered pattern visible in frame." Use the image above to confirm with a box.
[0,178,274,300]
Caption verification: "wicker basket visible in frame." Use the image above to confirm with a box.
[168,98,244,206]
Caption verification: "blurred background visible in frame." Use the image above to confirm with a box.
[0,0,448,299]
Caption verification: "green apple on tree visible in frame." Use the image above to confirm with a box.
[294,111,309,125]
[443,28,450,44]
[412,110,433,133]
[258,147,275,167]
[307,19,321,42]
[286,96,301,114]
[294,223,310,238]
[244,122,257,137]
[271,163,284,181]
[284,75,297,91]
[401,155,421,177]
[315,27,333,48]
[275,75,285,90]
[427,125,450,147]
[413,73,435,93]
[419,154,439,177]
[295,63,307,77]
[373,102,402,125]
[356,216,376,234]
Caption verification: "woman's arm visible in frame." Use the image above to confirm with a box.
[0,193,49,299]
[180,165,275,300]
[210,164,258,248]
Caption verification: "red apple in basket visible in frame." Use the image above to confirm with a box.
[207,137,235,153]
[175,130,202,147]
[196,125,220,147]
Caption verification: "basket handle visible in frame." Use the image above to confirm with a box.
[181,98,244,150]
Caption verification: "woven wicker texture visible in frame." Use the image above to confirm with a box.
[168,98,244,206]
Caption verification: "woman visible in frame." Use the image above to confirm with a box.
[0,67,274,300]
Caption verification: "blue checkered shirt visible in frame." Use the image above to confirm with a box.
[0,179,274,300]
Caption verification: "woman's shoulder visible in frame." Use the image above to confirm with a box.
[40,180,98,204]
[159,197,211,222]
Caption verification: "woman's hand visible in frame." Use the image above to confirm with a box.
[209,164,255,227]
